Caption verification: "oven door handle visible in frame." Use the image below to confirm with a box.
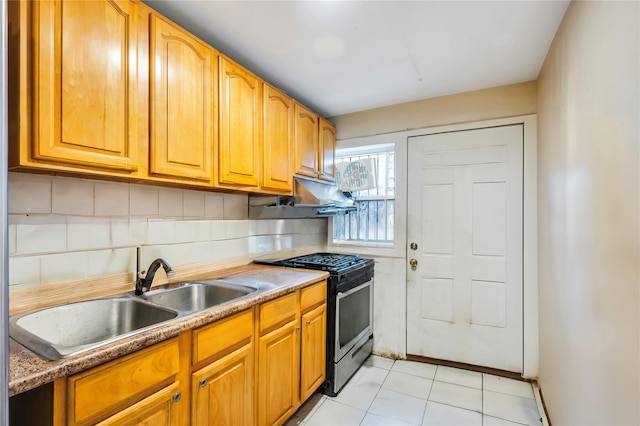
[337,279,372,299]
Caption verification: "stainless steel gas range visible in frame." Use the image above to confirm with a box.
[255,253,374,396]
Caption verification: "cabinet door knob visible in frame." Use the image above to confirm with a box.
[173,392,182,403]
[200,378,208,388]
[296,325,301,331]
[306,319,311,325]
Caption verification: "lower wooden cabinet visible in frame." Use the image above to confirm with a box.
[257,315,300,425]
[51,280,327,426]
[191,310,254,426]
[96,382,181,426]
[257,281,327,426]
[192,343,254,425]
[301,303,327,402]
[55,338,182,425]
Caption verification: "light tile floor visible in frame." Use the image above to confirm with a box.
[286,356,543,426]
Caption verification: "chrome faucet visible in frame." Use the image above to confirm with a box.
[135,248,176,295]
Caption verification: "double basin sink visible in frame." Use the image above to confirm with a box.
[9,278,277,361]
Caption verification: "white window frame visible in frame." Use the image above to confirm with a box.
[328,138,398,250]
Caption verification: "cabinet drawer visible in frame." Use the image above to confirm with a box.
[192,309,253,365]
[301,281,327,312]
[259,292,298,335]
[68,338,179,425]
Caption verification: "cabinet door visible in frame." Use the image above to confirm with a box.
[300,303,327,401]
[68,339,180,425]
[263,84,294,193]
[32,0,140,173]
[96,382,181,426]
[294,103,319,178]
[257,321,300,426]
[150,14,214,184]
[219,57,262,187]
[318,118,336,182]
[192,343,254,426]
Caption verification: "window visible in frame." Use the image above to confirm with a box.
[332,144,395,244]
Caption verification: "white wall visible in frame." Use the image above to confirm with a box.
[331,79,539,359]
[8,172,327,290]
[537,1,639,424]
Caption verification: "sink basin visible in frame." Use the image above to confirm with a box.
[9,298,178,360]
[144,281,257,312]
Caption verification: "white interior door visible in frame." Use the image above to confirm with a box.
[406,125,523,372]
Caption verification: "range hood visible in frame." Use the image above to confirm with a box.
[249,176,356,219]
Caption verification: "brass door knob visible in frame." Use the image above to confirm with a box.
[409,258,418,267]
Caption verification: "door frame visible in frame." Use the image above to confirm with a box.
[404,115,538,378]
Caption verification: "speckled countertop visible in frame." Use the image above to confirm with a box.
[9,264,328,397]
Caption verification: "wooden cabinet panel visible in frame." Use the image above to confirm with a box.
[256,281,327,425]
[29,0,141,173]
[301,281,327,312]
[257,320,300,426]
[300,303,327,401]
[294,103,319,178]
[96,382,181,426]
[259,292,298,334]
[319,118,336,182]
[149,14,214,183]
[68,339,179,425]
[192,310,253,366]
[192,343,254,426]
[218,57,262,187]
[263,84,294,193]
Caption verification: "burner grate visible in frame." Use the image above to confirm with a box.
[283,253,367,271]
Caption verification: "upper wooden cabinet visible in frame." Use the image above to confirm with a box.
[9,0,335,194]
[149,14,215,184]
[294,103,319,179]
[294,104,336,182]
[262,84,294,194]
[218,57,262,188]
[319,118,337,182]
[9,0,143,176]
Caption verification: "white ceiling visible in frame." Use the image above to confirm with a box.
[143,1,569,118]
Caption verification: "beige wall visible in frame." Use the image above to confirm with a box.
[537,1,639,425]
[330,81,536,139]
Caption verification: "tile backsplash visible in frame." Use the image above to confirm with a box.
[8,172,328,287]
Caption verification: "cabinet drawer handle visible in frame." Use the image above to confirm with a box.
[200,378,208,388]
[173,392,182,403]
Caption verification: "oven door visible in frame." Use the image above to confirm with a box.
[335,278,373,361]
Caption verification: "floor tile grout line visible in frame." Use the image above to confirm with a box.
[419,364,439,425]
[357,359,393,426]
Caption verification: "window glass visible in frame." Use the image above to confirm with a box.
[333,144,395,244]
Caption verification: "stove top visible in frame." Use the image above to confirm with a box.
[255,252,371,273]
[282,253,368,271]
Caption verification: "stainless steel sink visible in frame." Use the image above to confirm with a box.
[9,298,178,360]
[143,281,258,312]
[9,276,278,361]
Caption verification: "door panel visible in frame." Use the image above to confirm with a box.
[34,0,140,172]
[150,14,213,182]
[407,125,523,372]
[218,58,261,187]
